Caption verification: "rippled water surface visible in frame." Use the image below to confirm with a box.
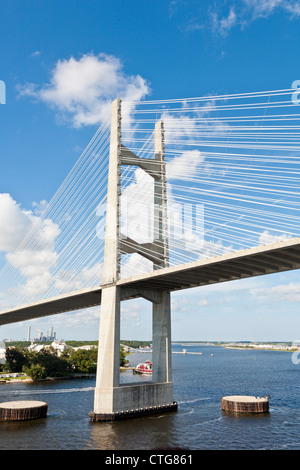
[1,344,300,450]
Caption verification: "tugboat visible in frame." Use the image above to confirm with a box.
[134,359,152,375]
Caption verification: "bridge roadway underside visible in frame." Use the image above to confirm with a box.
[1,237,300,326]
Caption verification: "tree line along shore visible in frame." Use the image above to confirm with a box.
[0,340,150,382]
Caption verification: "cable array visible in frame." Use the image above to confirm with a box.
[120,88,300,275]
[0,113,112,310]
[0,88,299,311]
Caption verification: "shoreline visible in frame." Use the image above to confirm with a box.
[0,373,96,385]
[0,368,136,385]
[222,345,297,352]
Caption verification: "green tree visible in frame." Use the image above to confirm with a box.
[25,347,71,377]
[120,346,128,367]
[2,343,129,380]
[4,347,27,372]
[23,364,47,380]
[39,347,71,377]
[68,348,97,373]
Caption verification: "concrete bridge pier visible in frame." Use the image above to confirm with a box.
[90,286,177,421]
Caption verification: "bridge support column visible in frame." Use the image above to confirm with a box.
[90,287,176,421]
[92,284,121,415]
[152,291,172,383]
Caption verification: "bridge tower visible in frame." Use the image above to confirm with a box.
[89,98,177,421]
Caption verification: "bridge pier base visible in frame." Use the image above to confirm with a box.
[91,287,177,422]
[90,383,177,422]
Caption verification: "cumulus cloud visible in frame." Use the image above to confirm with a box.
[252,282,300,302]
[0,194,59,254]
[7,249,58,279]
[0,193,60,298]
[258,230,292,245]
[166,149,204,181]
[0,194,35,252]
[17,52,150,127]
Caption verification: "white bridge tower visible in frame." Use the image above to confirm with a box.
[90,98,177,421]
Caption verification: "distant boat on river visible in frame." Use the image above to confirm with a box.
[134,359,152,375]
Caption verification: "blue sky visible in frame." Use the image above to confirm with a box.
[1,0,300,341]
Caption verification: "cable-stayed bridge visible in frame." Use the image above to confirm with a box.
[0,89,300,420]
[1,237,300,325]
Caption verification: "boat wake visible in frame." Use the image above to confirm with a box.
[178,397,210,405]
[0,386,95,396]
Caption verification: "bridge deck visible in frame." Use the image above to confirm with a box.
[1,237,300,326]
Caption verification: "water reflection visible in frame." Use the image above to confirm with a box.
[90,350,177,450]
[89,412,178,450]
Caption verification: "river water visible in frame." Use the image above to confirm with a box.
[0,344,299,450]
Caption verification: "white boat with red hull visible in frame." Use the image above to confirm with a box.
[134,359,152,375]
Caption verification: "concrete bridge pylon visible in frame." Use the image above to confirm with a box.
[90,98,177,421]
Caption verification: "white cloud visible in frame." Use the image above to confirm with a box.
[121,168,154,244]
[0,194,59,254]
[7,249,58,279]
[161,100,224,142]
[258,230,292,245]
[208,0,300,35]
[0,193,60,299]
[166,149,204,181]
[52,306,100,330]
[161,100,229,184]
[0,194,35,252]
[121,253,153,279]
[176,0,300,36]
[252,282,300,302]
[243,0,300,18]
[212,7,237,35]
[18,52,150,128]
[32,199,48,216]
[121,301,142,328]
[30,50,41,58]
[53,263,103,292]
